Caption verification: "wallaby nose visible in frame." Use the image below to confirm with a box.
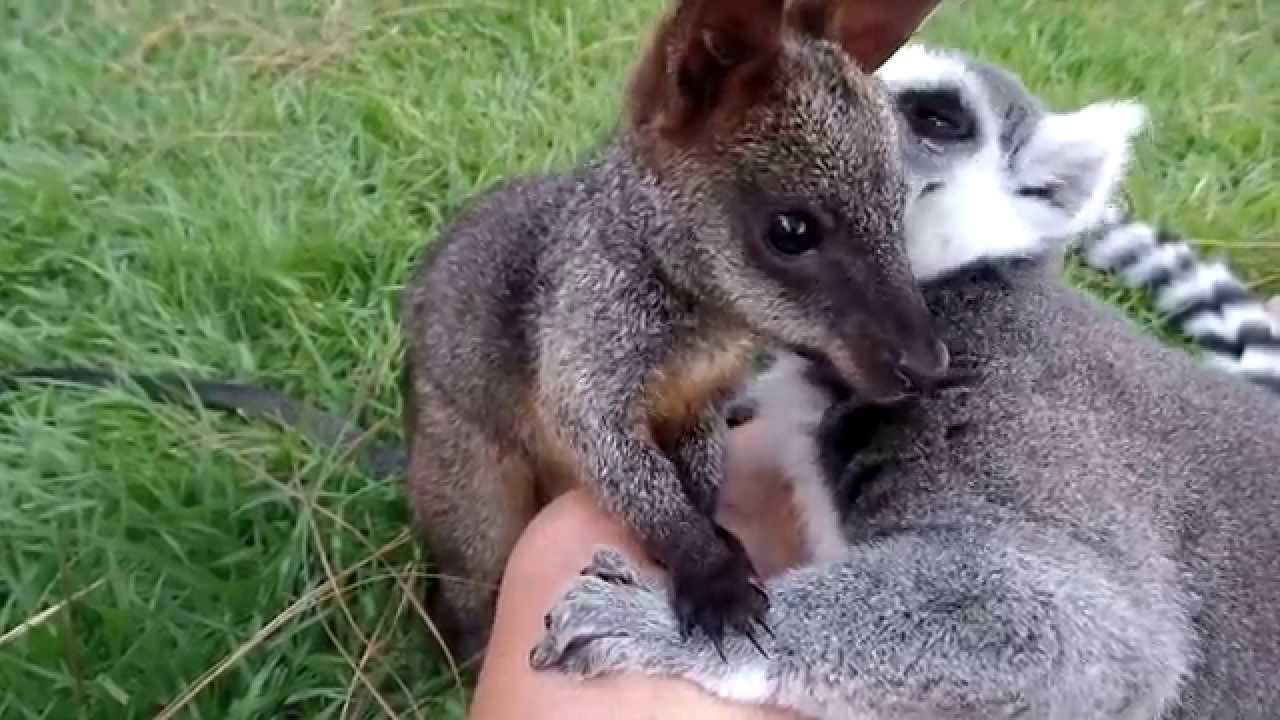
[893,339,950,393]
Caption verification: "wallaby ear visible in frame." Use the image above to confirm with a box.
[786,0,941,71]
[627,0,785,144]
[1011,100,1148,233]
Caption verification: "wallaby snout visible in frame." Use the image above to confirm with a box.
[885,300,950,391]
[838,301,949,403]
[895,339,951,391]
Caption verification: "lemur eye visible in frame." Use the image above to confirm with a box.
[898,89,976,143]
[909,105,973,141]
[766,211,822,257]
[1017,185,1056,200]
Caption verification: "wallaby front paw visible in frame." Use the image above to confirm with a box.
[670,525,771,659]
[530,548,672,679]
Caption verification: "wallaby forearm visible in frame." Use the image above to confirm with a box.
[584,423,717,559]
[668,406,731,517]
[538,289,694,529]
[542,334,770,640]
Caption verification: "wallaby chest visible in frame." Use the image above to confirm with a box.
[642,331,758,450]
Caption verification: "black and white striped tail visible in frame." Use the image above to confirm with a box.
[1078,208,1280,394]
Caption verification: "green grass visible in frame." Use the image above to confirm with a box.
[0,0,1275,717]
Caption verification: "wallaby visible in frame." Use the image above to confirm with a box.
[528,44,1280,719]
[396,0,951,665]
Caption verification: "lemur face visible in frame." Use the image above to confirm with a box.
[875,44,1148,282]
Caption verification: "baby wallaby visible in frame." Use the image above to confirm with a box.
[530,45,1280,718]
[400,0,948,664]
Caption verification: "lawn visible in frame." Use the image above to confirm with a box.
[0,0,1276,718]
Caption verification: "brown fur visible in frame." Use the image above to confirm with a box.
[787,0,940,71]
[400,0,948,667]
[644,333,758,452]
[529,400,587,506]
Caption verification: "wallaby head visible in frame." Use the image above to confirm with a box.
[619,0,949,403]
[876,44,1148,282]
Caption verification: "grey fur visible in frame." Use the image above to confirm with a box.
[531,44,1280,719]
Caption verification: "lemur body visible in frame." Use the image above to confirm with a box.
[530,45,1280,719]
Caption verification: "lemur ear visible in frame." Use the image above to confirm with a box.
[627,0,785,145]
[786,0,942,70]
[1011,100,1148,233]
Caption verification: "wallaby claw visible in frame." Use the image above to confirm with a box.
[678,613,697,642]
[713,636,729,663]
[743,623,769,659]
[667,522,770,661]
[755,615,775,641]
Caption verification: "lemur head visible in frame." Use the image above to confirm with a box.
[876,44,1149,282]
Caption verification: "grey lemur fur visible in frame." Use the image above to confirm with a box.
[529,44,1280,719]
[397,0,951,666]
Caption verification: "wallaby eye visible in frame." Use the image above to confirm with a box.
[766,211,822,257]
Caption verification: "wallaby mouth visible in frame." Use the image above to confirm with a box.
[791,322,950,405]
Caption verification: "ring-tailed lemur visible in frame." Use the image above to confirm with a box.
[530,43,1280,719]
[1077,214,1280,392]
